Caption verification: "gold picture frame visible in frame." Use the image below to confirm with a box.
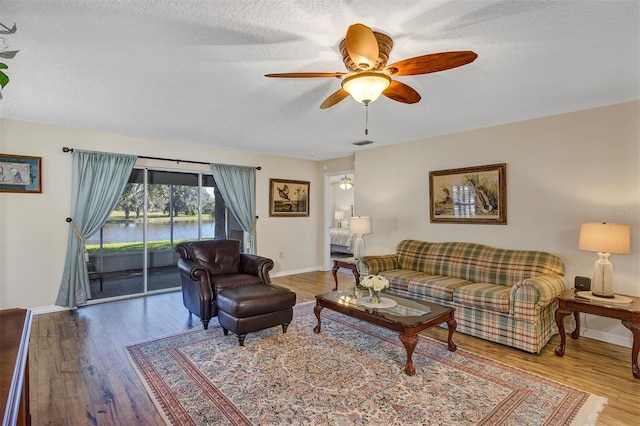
[0,154,42,193]
[430,163,506,224]
[269,178,310,217]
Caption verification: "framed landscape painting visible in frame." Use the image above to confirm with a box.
[0,154,42,193]
[269,178,310,217]
[430,163,506,224]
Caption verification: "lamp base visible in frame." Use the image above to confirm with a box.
[353,234,365,260]
[591,252,615,298]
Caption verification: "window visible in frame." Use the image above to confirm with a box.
[85,168,243,300]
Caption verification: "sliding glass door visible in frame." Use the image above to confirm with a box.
[85,167,238,301]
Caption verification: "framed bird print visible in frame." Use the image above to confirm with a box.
[429,163,506,224]
[0,153,42,193]
[269,178,310,217]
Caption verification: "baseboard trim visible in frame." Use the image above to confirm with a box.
[29,305,73,315]
[271,266,321,278]
[581,329,632,348]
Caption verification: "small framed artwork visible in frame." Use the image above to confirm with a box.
[0,154,42,193]
[269,178,310,217]
[430,163,506,224]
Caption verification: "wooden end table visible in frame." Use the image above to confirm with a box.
[331,257,360,291]
[554,289,640,379]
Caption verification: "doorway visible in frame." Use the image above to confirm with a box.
[324,171,355,270]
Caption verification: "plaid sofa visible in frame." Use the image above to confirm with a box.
[358,240,567,353]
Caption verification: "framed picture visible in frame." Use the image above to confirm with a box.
[0,154,42,193]
[429,163,506,224]
[269,178,310,217]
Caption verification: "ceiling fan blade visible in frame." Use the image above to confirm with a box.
[345,23,379,70]
[382,80,421,104]
[320,89,350,109]
[265,72,346,78]
[386,51,478,76]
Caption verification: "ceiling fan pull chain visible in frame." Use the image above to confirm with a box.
[364,102,369,135]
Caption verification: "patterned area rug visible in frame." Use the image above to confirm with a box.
[126,302,606,425]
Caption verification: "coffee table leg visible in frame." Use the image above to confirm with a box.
[446,318,457,352]
[622,320,640,379]
[398,333,418,376]
[313,302,324,334]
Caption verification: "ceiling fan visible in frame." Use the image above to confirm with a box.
[266,23,478,109]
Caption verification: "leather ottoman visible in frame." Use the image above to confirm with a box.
[216,284,296,345]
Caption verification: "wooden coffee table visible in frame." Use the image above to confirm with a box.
[314,290,456,375]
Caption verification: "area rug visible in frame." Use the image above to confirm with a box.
[125,302,606,425]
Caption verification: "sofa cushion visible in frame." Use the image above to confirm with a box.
[377,269,425,292]
[394,240,565,286]
[185,240,241,275]
[453,283,511,313]
[211,273,264,292]
[217,284,296,318]
[408,275,472,301]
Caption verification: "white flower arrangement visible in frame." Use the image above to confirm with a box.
[360,274,389,292]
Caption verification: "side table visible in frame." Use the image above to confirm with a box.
[554,289,640,379]
[331,257,360,291]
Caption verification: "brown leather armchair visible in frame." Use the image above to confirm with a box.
[175,239,274,330]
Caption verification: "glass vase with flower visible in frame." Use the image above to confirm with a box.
[359,274,390,304]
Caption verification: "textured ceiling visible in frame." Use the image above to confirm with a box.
[1,0,638,161]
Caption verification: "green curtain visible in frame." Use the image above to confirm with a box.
[56,150,137,307]
[209,164,256,253]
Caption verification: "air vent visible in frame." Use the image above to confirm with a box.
[353,140,373,146]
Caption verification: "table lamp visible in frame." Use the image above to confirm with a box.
[349,216,372,260]
[578,222,630,298]
[334,211,345,228]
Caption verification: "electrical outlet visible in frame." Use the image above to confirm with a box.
[279,251,284,259]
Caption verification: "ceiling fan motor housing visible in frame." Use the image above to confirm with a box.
[339,31,393,72]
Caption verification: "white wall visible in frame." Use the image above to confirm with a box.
[0,119,324,310]
[2,102,638,348]
[354,101,640,347]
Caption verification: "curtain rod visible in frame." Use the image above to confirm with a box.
[62,147,261,170]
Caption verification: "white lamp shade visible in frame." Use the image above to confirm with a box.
[349,216,372,235]
[334,211,345,220]
[579,222,630,254]
[342,72,391,104]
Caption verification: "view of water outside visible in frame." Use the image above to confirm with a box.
[86,220,215,245]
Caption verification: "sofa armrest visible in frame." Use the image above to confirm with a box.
[177,258,214,295]
[358,255,399,276]
[240,254,274,283]
[510,275,568,321]
[177,257,207,281]
[177,257,215,322]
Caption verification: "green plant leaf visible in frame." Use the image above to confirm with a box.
[0,63,8,69]
[0,50,19,59]
[0,70,9,88]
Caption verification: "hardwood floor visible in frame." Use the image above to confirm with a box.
[29,271,638,425]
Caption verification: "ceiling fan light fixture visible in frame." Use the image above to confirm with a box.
[341,72,391,104]
[339,175,354,190]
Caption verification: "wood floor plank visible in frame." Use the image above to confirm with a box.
[32,313,67,426]
[28,271,639,425]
